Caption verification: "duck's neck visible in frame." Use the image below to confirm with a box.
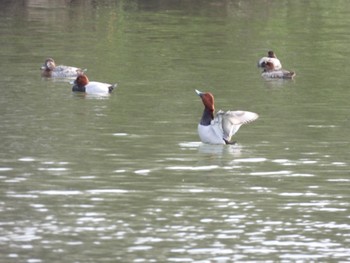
[200,108,214,126]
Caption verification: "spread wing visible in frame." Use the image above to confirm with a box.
[220,110,259,141]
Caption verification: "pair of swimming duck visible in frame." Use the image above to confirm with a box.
[41,53,293,145]
[257,51,296,79]
[41,58,117,94]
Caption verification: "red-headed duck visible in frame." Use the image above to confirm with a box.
[41,58,85,78]
[258,51,282,70]
[72,75,117,94]
[195,90,259,145]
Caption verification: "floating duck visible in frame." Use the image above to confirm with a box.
[261,61,296,79]
[258,51,282,70]
[72,74,117,94]
[195,89,259,145]
[41,58,85,78]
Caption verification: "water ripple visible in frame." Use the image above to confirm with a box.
[250,170,291,176]
[165,165,219,171]
[232,158,267,163]
[0,167,13,172]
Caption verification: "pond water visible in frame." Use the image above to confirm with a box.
[0,0,349,262]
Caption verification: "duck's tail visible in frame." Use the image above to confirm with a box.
[284,71,296,79]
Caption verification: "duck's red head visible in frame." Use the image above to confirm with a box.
[75,74,89,87]
[201,92,215,112]
[195,90,215,112]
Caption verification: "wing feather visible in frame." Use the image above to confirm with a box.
[219,110,259,140]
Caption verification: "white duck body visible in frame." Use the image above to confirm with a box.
[258,57,282,70]
[85,81,115,94]
[196,90,259,145]
[198,122,226,145]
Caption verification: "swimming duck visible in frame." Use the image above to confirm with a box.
[41,58,85,78]
[258,51,282,70]
[261,61,296,79]
[195,89,259,145]
[72,74,117,94]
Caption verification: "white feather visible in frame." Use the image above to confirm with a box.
[258,57,282,70]
[85,81,115,94]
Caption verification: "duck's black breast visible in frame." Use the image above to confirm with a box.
[72,85,86,92]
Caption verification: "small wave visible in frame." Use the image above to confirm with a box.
[178,141,202,148]
[18,157,36,162]
[165,165,219,171]
[0,167,13,172]
[308,125,337,128]
[233,158,267,163]
[112,133,128,136]
[134,169,151,175]
[250,170,291,176]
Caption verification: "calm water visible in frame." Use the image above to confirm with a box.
[0,0,350,262]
